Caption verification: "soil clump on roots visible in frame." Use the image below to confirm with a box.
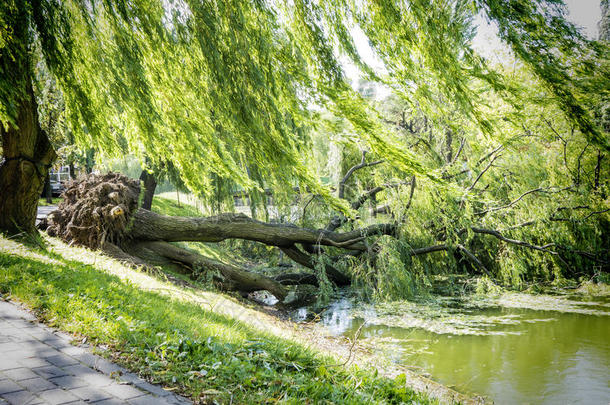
[44,173,140,248]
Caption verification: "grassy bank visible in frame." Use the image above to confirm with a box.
[0,233,433,404]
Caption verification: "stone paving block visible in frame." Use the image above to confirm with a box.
[93,358,122,375]
[41,338,71,351]
[18,358,52,369]
[164,395,192,405]
[34,347,63,359]
[32,365,69,379]
[0,303,35,321]
[19,340,49,351]
[58,346,85,357]
[1,326,33,340]
[91,398,129,405]
[37,388,79,405]
[44,354,79,368]
[52,331,72,342]
[2,367,38,381]
[16,376,58,392]
[25,330,52,340]
[0,360,20,371]
[61,364,96,377]
[103,383,145,400]
[130,379,170,397]
[126,394,165,405]
[0,379,23,395]
[69,386,113,402]
[48,375,88,390]
[3,367,40,381]
[1,389,40,405]
[5,349,38,361]
[72,352,100,368]
[0,343,22,354]
[78,371,114,388]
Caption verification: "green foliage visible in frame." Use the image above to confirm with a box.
[4,0,606,208]
[309,60,608,300]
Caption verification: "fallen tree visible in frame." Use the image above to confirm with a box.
[40,146,608,302]
[41,172,396,301]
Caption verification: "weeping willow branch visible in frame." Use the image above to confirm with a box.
[338,150,384,199]
[466,153,501,193]
[470,227,555,252]
[456,244,491,277]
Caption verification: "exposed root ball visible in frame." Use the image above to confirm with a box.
[45,172,141,249]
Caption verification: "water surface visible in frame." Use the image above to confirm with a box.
[293,294,610,404]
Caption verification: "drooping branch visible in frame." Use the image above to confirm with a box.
[338,150,384,199]
[449,137,466,166]
[127,241,289,300]
[456,244,491,277]
[476,186,572,216]
[466,153,501,192]
[475,187,544,216]
[327,179,412,232]
[280,245,351,286]
[470,227,555,252]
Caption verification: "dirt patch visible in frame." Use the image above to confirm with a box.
[43,173,140,249]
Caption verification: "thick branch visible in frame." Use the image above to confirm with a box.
[129,209,395,251]
[470,227,554,252]
[338,151,384,199]
[280,245,351,286]
[410,244,448,255]
[131,241,288,300]
[456,244,491,276]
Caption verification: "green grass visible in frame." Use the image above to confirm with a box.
[152,194,204,217]
[38,197,62,206]
[0,236,432,404]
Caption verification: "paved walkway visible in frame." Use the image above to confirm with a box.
[36,206,57,226]
[0,300,191,405]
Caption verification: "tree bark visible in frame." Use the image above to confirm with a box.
[125,241,288,299]
[0,80,56,234]
[129,209,395,250]
[0,4,56,234]
[280,245,351,285]
[139,169,157,210]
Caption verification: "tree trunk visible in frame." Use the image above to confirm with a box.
[41,173,400,300]
[139,169,157,210]
[0,83,56,234]
[0,5,56,235]
[128,209,394,250]
[44,170,53,204]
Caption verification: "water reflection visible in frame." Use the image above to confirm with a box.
[302,296,610,404]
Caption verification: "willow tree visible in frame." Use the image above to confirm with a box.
[1,0,606,233]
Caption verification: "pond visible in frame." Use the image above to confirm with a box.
[290,292,610,404]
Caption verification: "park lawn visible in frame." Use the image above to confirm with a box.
[38,197,63,206]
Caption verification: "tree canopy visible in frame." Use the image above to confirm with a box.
[2,0,607,205]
